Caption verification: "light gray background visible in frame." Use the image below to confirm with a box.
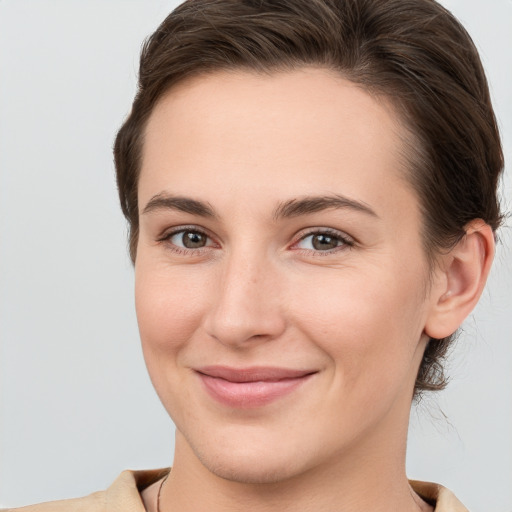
[0,0,510,509]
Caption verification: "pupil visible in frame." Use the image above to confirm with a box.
[183,231,206,248]
[312,234,337,250]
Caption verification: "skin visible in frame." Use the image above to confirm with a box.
[135,68,494,512]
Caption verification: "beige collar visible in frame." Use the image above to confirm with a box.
[410,480,469,512]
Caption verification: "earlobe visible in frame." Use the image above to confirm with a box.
[424,220,495,340]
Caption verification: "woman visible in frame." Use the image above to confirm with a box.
[4,0,505,510]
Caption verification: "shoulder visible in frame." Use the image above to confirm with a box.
[0,491,105,512]
[410,480,469,512]
[3,468,170,512]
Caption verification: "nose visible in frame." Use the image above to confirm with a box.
[203,250,287,348]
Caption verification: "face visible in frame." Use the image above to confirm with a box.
[135,68,436,484]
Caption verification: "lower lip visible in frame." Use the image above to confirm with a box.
[197,373,313,408]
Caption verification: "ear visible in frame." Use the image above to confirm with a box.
[424,220,495,340]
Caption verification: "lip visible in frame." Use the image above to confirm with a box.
[195,366,317,408]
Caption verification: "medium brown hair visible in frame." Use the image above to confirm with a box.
[114,0,503,396]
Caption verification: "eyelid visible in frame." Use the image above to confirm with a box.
[157,225,218,252]
[291,227,355,252]
[155,225,354,255]
[157,224,208,240]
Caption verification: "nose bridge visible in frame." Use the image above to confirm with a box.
[204,244,285,346]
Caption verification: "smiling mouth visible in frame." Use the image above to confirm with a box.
[194,366,317,408]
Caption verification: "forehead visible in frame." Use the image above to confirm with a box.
[139,68,414,216]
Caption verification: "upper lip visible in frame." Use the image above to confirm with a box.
[195,366,317,383]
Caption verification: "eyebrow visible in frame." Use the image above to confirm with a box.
[142,192,378,220]
[272,195,379,220]
[142,193,217,218]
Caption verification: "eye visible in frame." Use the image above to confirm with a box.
[166,229,213,250]
[295,230,353,252]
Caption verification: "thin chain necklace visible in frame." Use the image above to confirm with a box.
[156,473,169,512]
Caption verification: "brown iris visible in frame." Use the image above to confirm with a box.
[311,234,339,250]
[181,231,207,249]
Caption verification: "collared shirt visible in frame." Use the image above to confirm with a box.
[3,469,469,511]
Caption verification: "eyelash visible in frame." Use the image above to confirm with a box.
[157,226,215,256]
[156,226,354,256]
[292,228,354,256]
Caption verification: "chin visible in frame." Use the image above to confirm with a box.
[199,455,303,485]
[186,429,313,485]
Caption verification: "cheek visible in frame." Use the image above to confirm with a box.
[134,261,209,364]
[134,261,215,420]
[288,264,427,391]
